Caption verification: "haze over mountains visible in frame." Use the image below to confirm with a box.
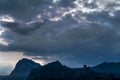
[0,58,120,80]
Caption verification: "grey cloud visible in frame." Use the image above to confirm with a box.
[0,0,75,21]
[81,0,98,9]
[32,56,53,61]
[2,21,47,35]
[58,0,76,7]
[1,23,120,59]
[0,0,120,67]
[0,0,53,21]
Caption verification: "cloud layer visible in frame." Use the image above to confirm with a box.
[0,0,120,67]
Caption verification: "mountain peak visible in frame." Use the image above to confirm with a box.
[40,60,67,71]
[19,58,35,61]
[46,60,63,67]
[14,58,38,68]
[20,58,32,61]
[10,58,41,80]
[52,60,61,64]
[19,58,34,63]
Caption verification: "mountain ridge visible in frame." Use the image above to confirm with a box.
[92,62,120,77]
[1,59,120,80]
[27,61,120,80]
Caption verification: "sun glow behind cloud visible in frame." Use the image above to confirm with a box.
[0,25,9,45]
[0,27,4,35]
[0,15,15,22]
[0,15,15,45]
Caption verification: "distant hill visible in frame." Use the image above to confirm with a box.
[1,58,41,80]
[92,62,120,77]
[27,61,119,80]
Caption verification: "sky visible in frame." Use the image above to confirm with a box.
[0,0,120,75]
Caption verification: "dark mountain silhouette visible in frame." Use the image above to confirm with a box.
[1,59,120,80]
[92,62,120,77]
[0,76,4,80]
[27,61,119,80]
[0,58,41,80]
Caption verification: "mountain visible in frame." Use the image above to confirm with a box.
[92,62,120,77]
[27,61,119,80]
[1,58,41,80]
[1,59,120,80]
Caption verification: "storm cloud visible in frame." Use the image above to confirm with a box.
[0,0,120,67]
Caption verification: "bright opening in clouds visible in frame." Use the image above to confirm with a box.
[0,15,15,22]
[0,0,120,75]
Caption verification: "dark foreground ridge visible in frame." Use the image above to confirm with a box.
[27,61,120,80]
[1,58,120,80]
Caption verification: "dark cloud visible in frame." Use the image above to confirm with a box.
[0,0,76,21]
[58,0,76,7]
[0,0,120,67]
[1,22,120,66]
[2,20,48,35]
[0,0,37,20]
